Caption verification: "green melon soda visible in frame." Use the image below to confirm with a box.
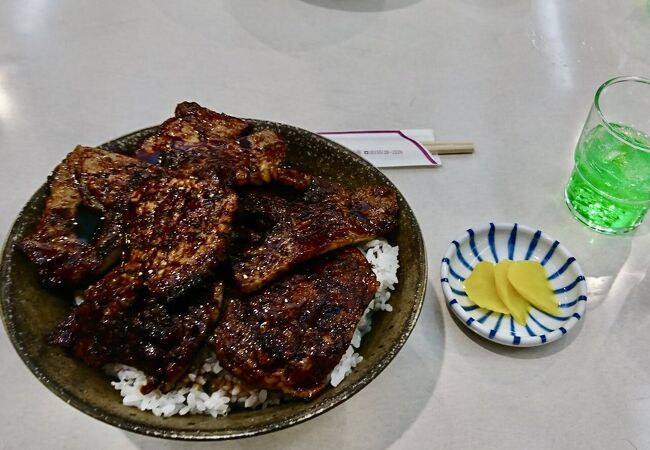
[565,123,650,233]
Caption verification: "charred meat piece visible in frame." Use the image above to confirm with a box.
[126,175,238,300]
[213,247,378,399]
[236,185,299,230]
[49,275,223,393]
[274,167,313,191]
[232,178,398,293]
[135,102,250,163]
[49,173,236,391]
[228,224,264,255]
[135,101,312,189]
[19,146,158,287]
[162,129,312,189]
[48,262,145,367]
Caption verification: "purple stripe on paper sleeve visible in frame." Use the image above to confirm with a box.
[318,129,439,166]
[396,130,438,165]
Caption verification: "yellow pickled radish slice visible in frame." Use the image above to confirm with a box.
[494,260,530,325]
[464,261,509,314]
[507,260,561,316]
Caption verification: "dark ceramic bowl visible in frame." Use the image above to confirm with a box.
[0,120,427,440]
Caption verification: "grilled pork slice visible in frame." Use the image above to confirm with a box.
[213,247,378,399]
[49,269,223,393]
[135,101,250,163]
[126,175,238,300]
[162,129,307,188]
[49,175,236,391]
[136,102,312,189]
[236,185,300,230]
[232,178,398,293]
[19,146,158,287]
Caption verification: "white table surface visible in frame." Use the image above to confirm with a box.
[1,1,649,449]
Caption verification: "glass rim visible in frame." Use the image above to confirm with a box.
[594,75,650,153]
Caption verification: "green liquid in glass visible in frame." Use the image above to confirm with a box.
[566,123,650,233]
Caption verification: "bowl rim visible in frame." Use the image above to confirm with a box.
[0,120,428,440]
[439,222,587,347]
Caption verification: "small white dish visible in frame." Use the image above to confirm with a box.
[440,223,588,347]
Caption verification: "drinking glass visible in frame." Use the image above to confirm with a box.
[565,76,650,234]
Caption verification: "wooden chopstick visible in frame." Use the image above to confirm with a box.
[421,141,474,155]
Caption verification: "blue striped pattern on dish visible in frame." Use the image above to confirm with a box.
[440,223,588,347]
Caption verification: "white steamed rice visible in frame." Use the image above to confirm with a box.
[107,238,399,417]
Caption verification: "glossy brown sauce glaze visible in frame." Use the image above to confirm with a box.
[50,273,223,393]
[49,174,237,391]
[236,185,301,230]
[21,102,400,400]
[135,101,311,190]
[232,178,398,293]
[213,247,378,399]
[126,175,237,300]
[135,101,250,163]
[19,146,159,287]
[163,130,295,188]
